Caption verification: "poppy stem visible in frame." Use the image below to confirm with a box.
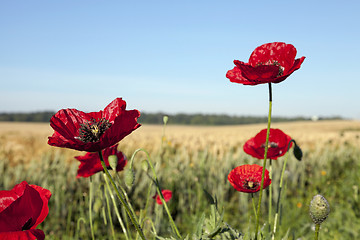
[269,159,273,232]
[89,176,95,240]
[272,140,294,239]
[255,83,272,240]
[129,148,182,239]
[117,184,139,240]
[315,223,320,240]
[98,152,147,240]
[251,193,257,219]
[103,173,130,240]
[137,179,154,240]
[104,184,116,240]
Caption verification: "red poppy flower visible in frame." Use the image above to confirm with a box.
[243,128,292,160]
[153,190,173,205]
[75,144,127,178]
[226,42,305,85]
[0,181,51,240]
[228,164,271,193]
[48,98,141,152]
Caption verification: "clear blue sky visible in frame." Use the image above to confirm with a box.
[1,1,360,119]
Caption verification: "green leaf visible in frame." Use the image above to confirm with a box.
[203,189,215,205]
[195,213,206,238]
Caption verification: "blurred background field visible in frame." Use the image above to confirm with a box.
[1,120,360,239]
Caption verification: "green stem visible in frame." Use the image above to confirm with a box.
[255,83,272,240]
[251,193,257,219]
[104,184,116,240]
[117,184,139,240]
[269,159,273,232]
[103,173,130,240]
[76,217,87,240]
[315,224,320,240]
[89,176,95,240]
[98,152,147,240]
[129,148,182,239]
[137,180,154,240]
[272,140,294,239]
[117,183,139,229]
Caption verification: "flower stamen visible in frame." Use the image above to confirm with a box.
[261,142,279,148]
[78,118,112,143]
[243,179,259,190]
[255,60,284,77]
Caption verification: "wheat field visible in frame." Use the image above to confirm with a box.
[1,120,359,164]
[1,120,360,239]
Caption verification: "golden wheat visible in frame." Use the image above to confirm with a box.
[1,120,359,164]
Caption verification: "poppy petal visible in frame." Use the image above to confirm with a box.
[0,229,45,240]
[0,183,42,232]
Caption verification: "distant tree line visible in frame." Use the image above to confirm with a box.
[0,111,343,125]
[139,112,313,125]
[0,112,55,122]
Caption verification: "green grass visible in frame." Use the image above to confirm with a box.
[1,136,359,239]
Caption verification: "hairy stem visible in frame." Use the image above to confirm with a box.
[255,83,272,240]
[103,173,130,240]
[315,224,320,240]
[129,148,182,239]
[89,176,95,240]
[98,152,147,240]
[104,184,116,240]
[272,140,294,239]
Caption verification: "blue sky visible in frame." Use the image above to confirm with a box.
[1,1,360,119]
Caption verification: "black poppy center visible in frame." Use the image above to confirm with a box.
[243,179,259,190]
[78,118,112,143]
[22,218,33,230]
[261,142,279,149]
[256,60,284,77]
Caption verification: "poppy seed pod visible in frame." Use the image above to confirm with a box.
[309,194,330,224]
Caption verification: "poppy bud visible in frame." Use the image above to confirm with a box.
[163,115,169,125]
[108,155,118,171]
[293,143,303,161]
[124,169,135,188]
[309,194,330,224]
[141,160,149,172]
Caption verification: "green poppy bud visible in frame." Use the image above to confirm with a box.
[309,194,330,224]
[108,155,118,171]
[163,115,169,125]
[124,169,135,188]
[141,160,149,172]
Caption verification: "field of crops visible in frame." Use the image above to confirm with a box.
[1,120,360,239]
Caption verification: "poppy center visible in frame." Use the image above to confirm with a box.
[256,60,284,77]
[22,218,32,230]
[243,179,259,190]
[261,142,279,148]
[78,118,112,143]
